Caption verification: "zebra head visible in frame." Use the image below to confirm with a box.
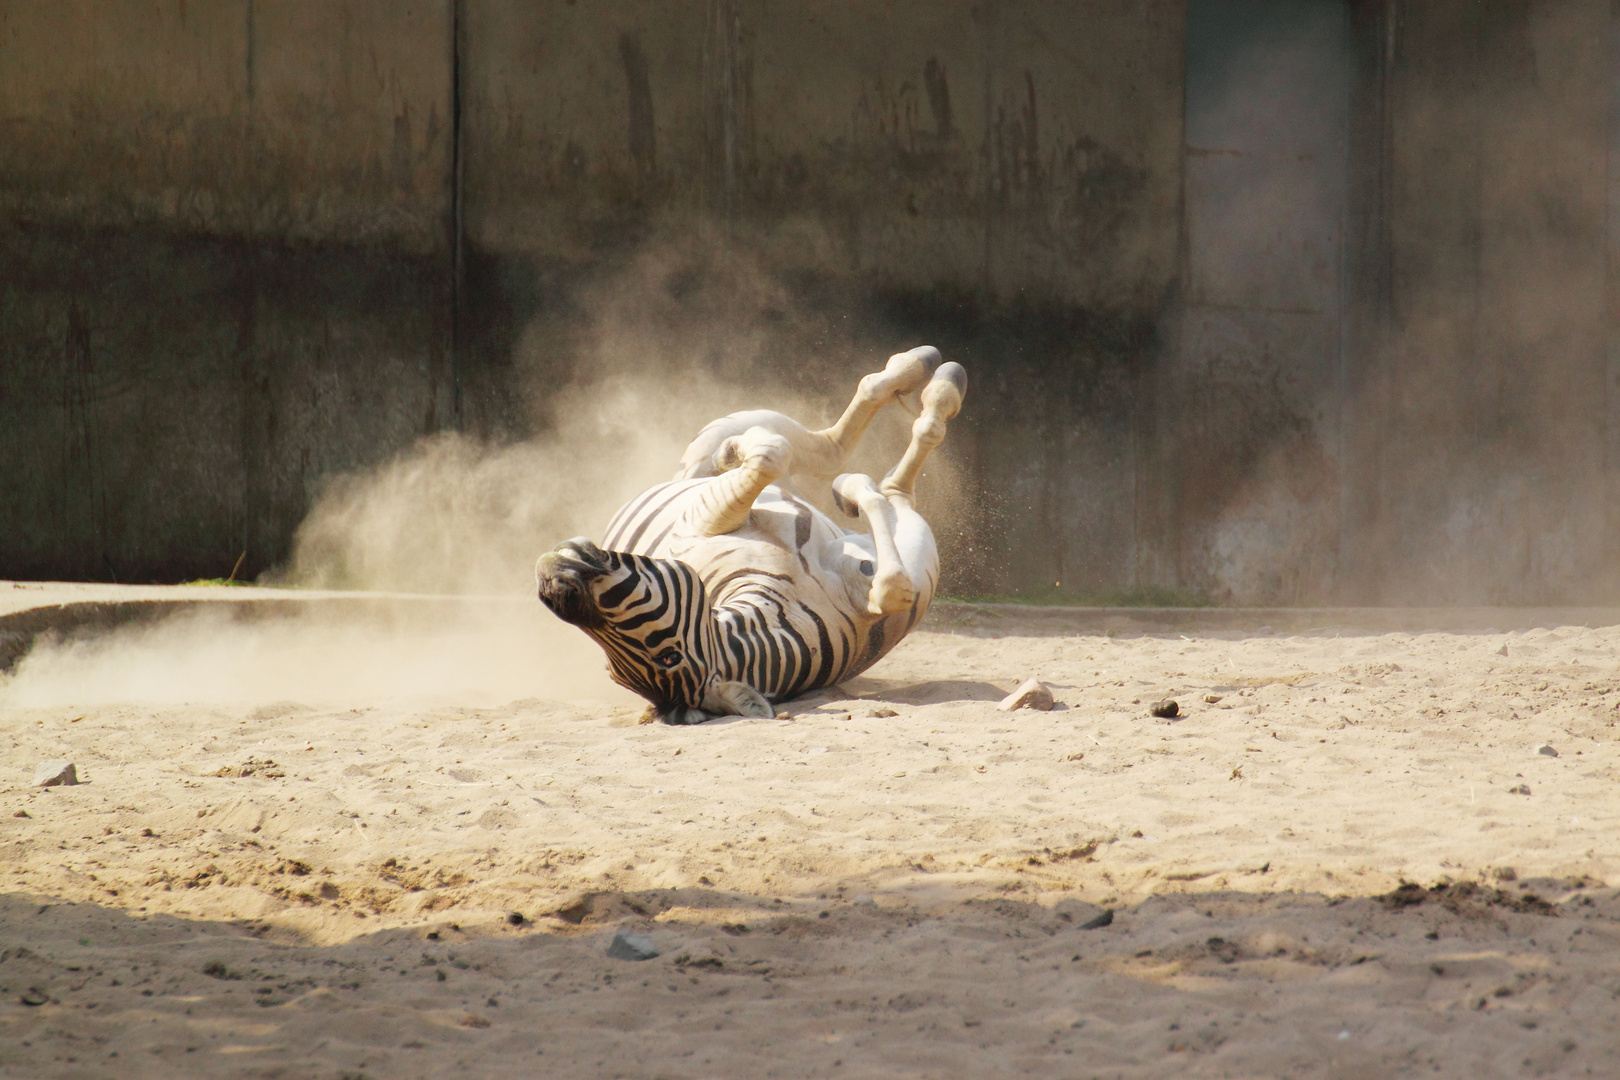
[535,537,771,724]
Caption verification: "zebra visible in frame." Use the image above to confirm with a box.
[536,347,965,724]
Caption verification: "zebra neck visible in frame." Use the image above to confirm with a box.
[709,593,843,700]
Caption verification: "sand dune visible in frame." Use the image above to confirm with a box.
[3,595,1619,1077]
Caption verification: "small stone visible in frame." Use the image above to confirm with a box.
[1536,743,1558,757]
[1150,699,1180,719]
[998,678,1054,712]
[33,761,78,787]
[13,810,30,818]
[606,930,660,961]
[1493,867,1517,882]
[1496,644,1509,656]
[1203,694,1222,704]
[507,911,526,926]
[869,707,899,718]
[1079,909,1114,930]
[1509,784,1531,796]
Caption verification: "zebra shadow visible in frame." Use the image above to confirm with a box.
[839,678,1007,707]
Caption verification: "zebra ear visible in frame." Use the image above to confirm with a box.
[704,681,774,719]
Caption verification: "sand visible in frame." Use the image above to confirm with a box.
[3,589,1620,1078]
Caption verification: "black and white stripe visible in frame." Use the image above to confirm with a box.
[583,479,920,711]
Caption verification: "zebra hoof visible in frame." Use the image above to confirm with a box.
[659,705,712,725]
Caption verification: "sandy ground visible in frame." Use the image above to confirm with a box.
[3,590,1620,1078]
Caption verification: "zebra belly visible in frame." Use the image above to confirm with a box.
[602,480,887,701]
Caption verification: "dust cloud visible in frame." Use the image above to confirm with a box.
[0,602,635,710]
[1176,1,1617,606]
[282,235,967,599]
[0,237,969,712]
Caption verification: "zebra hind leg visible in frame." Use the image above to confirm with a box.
[809,346,940,477]
[674,347,940,484]
[880,362,965,508]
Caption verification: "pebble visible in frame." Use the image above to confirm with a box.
[1079,909,1114,930]
[33,761,78,788]
[1149,699,1180,719]
[1536,743,1558,758]
[998,678,1054,712]
[606,930,660,961]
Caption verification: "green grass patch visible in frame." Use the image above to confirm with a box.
[938,585,1211,608]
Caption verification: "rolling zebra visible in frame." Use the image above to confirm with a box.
[536,347,965,724]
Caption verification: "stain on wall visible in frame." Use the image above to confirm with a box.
[6,0,1614,603]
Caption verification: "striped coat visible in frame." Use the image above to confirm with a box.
[537,350,964,723]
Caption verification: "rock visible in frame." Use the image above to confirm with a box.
[869,707,899,718]
[1496,644,1509,656]
[1149,699,1180,719]
[606,930,660,961]
[1508,783,1531,796]
[1079,909,1114,930]
[1492,866,1517,882]
[33,761,78,787]
[1536,743,1558,758]
[507,911,526,926]
[1203,694,1222,704]
[998,678,1054,712]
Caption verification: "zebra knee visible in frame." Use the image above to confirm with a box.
[718,430,791,477]
[869,567,916,616]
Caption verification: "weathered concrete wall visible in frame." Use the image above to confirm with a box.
[0,0,453,246]
[463,1,1182,307]
[0,0,1188,594]
[458,0,1188,597]
[1363,0,1612,604]
[0,1,455,582]
[1166,0,1618,605]
[10,1,1612,604]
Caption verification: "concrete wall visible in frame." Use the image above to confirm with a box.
[1166,0,1618,605]
[0,0,1189,595]
[0,1,455,582]
[456,0,1187,597]
[5,0,1618,604]
[1363,0,1612,604]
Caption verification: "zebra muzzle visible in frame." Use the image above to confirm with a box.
[535,538,610,627]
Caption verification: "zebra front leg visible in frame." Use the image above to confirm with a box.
[832,472,916,616]
[881,362,966,508]
[682,426,791,537]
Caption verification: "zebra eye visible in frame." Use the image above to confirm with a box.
[655,649,683,669]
